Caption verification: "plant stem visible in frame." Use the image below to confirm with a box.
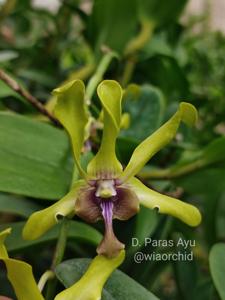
[0,69,59,126]
[45,218,69,300]
[85,49,118,102]
[139,159,206,180]
[38,271,54,292]
[121,19,155,87]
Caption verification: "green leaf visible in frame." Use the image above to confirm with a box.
[0,80,24,102]
[55,258,159,300]
[139,0,188,26]
[0,112,73,199]
[88,0,138,53]
[163,137,225,178]
[138,55,189,101]
[175,167,225,246]
[200,137,225,165]
[0,221,102,252]
[173,233,198,300]
[121,84,165,141]
[0,193,43,218]
[209,243,225,300]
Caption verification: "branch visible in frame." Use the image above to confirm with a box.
[0,69,60,126]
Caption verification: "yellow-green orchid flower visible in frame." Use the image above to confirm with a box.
[23,80,201,258]
[0,228,125,300]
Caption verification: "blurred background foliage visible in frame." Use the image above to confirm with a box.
[0,0,225,299]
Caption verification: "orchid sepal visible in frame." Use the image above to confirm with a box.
[54,250,125,300]
[23,180,86,240]
[129,177,201,227]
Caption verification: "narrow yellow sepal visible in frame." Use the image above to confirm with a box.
[130,177,201,227]
[55,250,125,300]
[121,102,198,182]
[23,180,85,240]
[0,229,44,300]
[53,80,88,178]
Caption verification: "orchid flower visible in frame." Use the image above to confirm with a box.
[23,80,201,258]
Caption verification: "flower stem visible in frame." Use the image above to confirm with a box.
[0,69,59,126]
[139,159,206,180]
[38,271,54,292]
[121,19,155,87]
[45,218,69,300]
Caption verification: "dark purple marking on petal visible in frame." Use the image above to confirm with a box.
[75,185,102,223]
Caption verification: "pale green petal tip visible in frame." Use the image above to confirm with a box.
[52,79,85,96]
[22,210,53,240]
[97,80,123,129]
[0,228,11,257]
[187,206,202,227]
[0,228,11,239]
[179,102,198,127]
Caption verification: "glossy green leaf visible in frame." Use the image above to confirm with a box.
[0,193,42,218]
[55,256,159,300]
[173,233,198,300]
[121,84,165,141]
[121,102,197,182]
[0,228,44,300]
[139,0,188,27]
[130,177,201,227]
[0,112,72,199]
[0,221,102,252]
[23,180,86,240]
[88,0,138,53]
[209,243,225,300]
[175,167,225,246]
[53,80,88,178]
[138,55,189,101]
[158,137,225,179]
[200,137,225,165]
[87,80,123,178]
[0,80,24,102]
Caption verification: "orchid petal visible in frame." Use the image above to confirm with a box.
[0,229,44,300]
[129,177,201,226]
[54,250,125,300]
[23,180,85,240]
[87,80,123,179]
[53,80,88,178]
[121,102,198,182]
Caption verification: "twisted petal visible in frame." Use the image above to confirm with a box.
[121,102,198,182]
[23,180,85,240]
[0,228,44,300]
[54,250,125,300]
[87,80,123,179]
[129,177,201,227]
[53,80,88,178]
